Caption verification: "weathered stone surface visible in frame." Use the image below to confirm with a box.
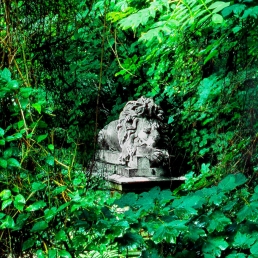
[96,97,172,182]
[98,97,169,168]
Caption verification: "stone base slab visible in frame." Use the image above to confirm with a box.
[106,174,185,192]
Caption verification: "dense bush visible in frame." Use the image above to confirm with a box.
[0,0,258,257]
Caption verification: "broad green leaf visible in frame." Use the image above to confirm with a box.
[31,182,46,192]
[209,1,230,13]
[20,87,33,98]
[48,249,57,258]
[48,144,54,151]
[31,220,48,232]
[4,148,13,158]
[37,134,48,143]
[212,14,223,23]
[52,186,67,196]
[46,155,55,166]
[55,229,67,241]
[14,213,30,230]
[7,158,20,167]
[0,189,11,200]
[18,120,24,129]
[1,68,11,81]
[22,237,35,251]
[14,194,26,211]
[36,250,45,258]
[0,213,5,219]
[0,128,4,137]
[218,174,247,192]
[168,116,174,124]
[26,200,47,211]
[0,215,15,229]
[44,207,57,222]
[7,80,19,90]
[0,158,7,168]
[58,250,72,258]
[251,241,258,255]
[32,103,42,114]
[0,139,5,145]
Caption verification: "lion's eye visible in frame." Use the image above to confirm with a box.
[143,128,151,134]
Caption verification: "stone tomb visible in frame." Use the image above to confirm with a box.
[96,97,185,192]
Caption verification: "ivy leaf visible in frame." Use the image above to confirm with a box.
[0,128,4,137]
[46,155,55,166]
[48,144,54,151]
[32,103,42,114]
[0,158,7,168]
[31,182,46,192]
[44,207,57,222]
[22,237,35,251]
[58,250,72,258]
[1,68,11,81]
[55,229,67,242]
[7,158,20,167]
[237,201,258,223]
[0,215,15,229]
[218,174,247,192]
[14,194,26,211]
[26,200,47,211]
[31,220,48,232]
[0,189,11,200]
[37,133,48,143]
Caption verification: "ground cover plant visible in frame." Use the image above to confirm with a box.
[0,0,258,257]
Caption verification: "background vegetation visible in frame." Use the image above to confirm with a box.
[0,0,258,257]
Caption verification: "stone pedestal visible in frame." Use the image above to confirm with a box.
[95,149,184,192]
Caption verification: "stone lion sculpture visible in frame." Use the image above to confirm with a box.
[98,97,169,166]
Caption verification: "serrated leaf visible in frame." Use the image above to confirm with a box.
[218,174,247,192]
[14,194,26,211]
[37,133,48,143]
[31,220,48,232]
[26,200,47,211]
[7,158,20,167]
[0,215,15,229]
[0,189,11,200]
[22,237,35,251]
[0,158,7,168]
[207,211,231,233]
[202,236,228,256]
[233,232,256,249]
[32,103,42,114]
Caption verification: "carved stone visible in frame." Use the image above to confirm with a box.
[96,97,170,177]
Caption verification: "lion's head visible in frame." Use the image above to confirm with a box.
[116,97,168,165]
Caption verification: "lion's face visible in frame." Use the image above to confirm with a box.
[136,118,160,148]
